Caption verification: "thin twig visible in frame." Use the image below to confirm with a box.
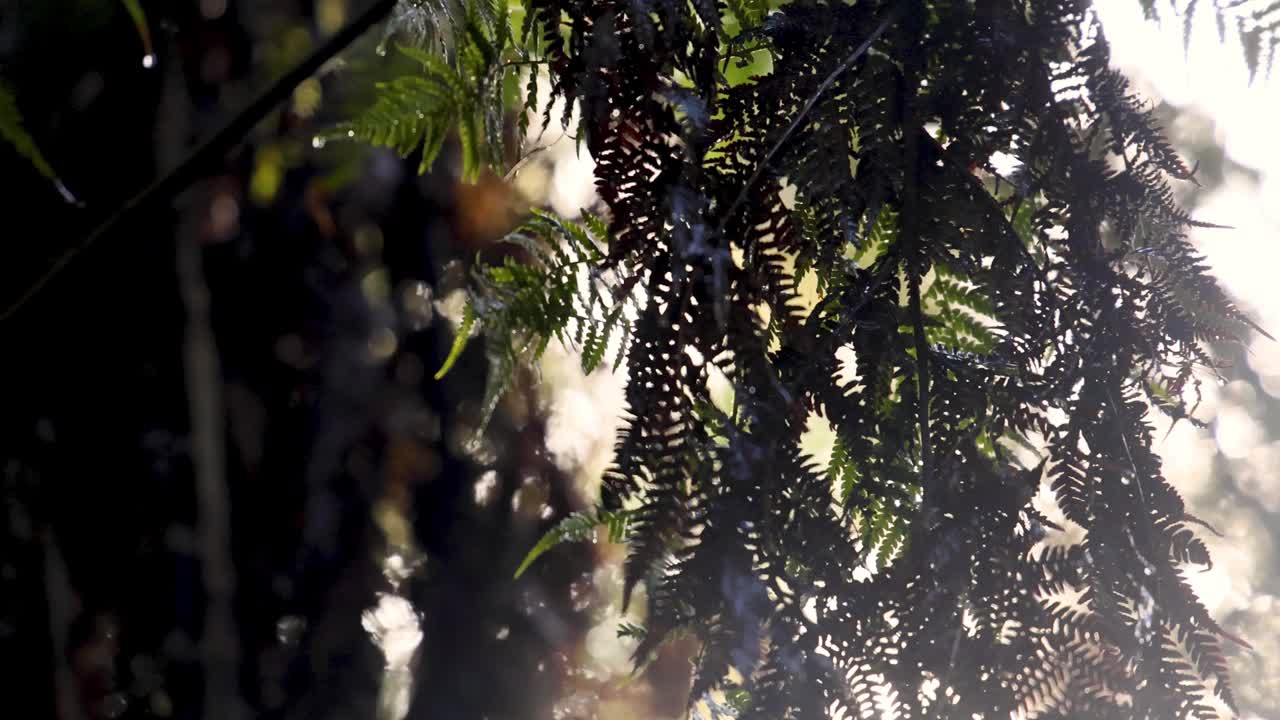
[712,4,902,241]
[501,58,551,69]
[0,0,400,325]
[899,2,934,507]
[177,189,244,720]
[502,136,562,182]
[42,529,84,720]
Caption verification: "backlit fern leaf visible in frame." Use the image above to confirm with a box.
[513,506,632,578]
[330,66,462,173]
[333,0,518,179]
[436,210,636,430]
[1144,0,1280,79]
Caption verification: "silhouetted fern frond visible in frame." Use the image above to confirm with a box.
[343,0,1263,715]
[1145,0,1280,79]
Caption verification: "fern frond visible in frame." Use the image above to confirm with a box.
[0,80,60,189]
[336,0,521,180]
[327,54,466,174]
[365,0,1257,713]
[513,507,633,578]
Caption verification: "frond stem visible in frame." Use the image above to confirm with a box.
[900,0,934,509]
[711,1,902,241]
[907,271,933,495]
[501,58,550,68]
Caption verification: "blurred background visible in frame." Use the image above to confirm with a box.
[0,1,1277,719]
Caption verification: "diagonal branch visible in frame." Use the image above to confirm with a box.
[898,0,934,510]
[0,0,400,325]
[712,2,903,242]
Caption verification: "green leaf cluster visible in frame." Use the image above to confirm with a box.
[513,507,632,578]
[337,0,1266,716]
[436,210,637,430]
[328,0,520,180]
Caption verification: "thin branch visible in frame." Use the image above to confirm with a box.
[712,2,902,240]
[177,188,244,720]
[42,529,85,720]
[501,58,551,69]
[0,0,400,325]
[899,1,934,508]
[907,271,933,488]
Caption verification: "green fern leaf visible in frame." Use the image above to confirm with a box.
[0,80,58,186]
[120,0,154,66]
[435,300,478,379]
[513,508,633,578]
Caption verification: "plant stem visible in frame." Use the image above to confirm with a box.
[899,0,934,507]
[712,2,902,242]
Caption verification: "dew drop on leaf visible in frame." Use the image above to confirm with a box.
[142,53,156,69]
[312,136,326,149]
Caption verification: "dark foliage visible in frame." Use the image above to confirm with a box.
[0,0,1265,717]
[342,0,1269,716]
[1,4,594,720]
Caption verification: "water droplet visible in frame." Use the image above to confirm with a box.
[311,136,326,149]
[495,625,510,640]
[142,53,156,69]
[376,42,388,57]
[1120,477,1130,486]
[346,130,356,138]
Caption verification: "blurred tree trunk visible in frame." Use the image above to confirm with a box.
[2,4,602,720]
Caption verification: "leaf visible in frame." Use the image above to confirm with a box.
[456,212,634,416]
[0,81,52,180]
[338,37,515,180]
[120,0,155,67]
[333,0,1256,712]
[0,80,75,203]
[329,73,460,159]
[435,300,478,379]
[513,509,632,578]
[457,103,483,182]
